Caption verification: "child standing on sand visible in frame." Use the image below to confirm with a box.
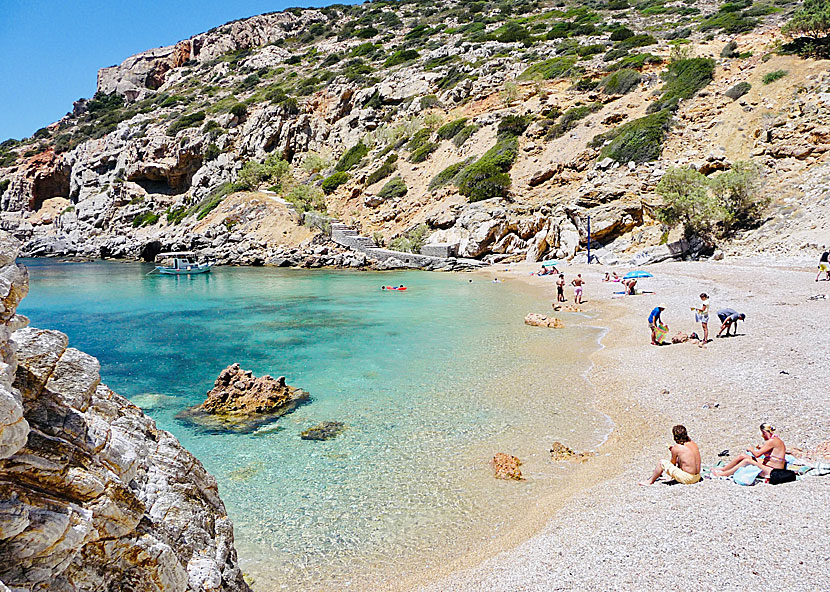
[691,293,709,348]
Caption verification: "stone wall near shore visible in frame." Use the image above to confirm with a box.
[0,230,250,592]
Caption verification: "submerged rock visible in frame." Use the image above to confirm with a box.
[550,441,595,462]
[0,231,250,592]
[524,313,564,328]
[492,453,524,481]
[178,363,308,433]
[300,421,347,441]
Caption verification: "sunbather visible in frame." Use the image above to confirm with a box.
[712,423,786,478]
[639,425,701,485]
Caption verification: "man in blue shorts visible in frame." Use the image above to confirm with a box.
[717,308,745,337]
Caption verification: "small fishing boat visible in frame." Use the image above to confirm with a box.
[151,251,213,275]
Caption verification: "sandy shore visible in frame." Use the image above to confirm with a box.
[416,258,830,592]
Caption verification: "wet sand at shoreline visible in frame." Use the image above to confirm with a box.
[414,258,830,592]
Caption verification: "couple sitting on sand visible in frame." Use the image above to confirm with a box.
[639,423,786,486]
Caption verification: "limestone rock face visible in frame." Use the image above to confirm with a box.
[524,313,564,329]
[179,363,308,433]
[0,231,250,592]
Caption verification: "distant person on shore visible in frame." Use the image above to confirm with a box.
[639,425,701,485]
[571,274,585,304]
[716,308,745,337]
[817,251,830,281]
[623,278,637,295]
[691,293,709,348]
[612,271,621,282]
[603,272,610,282]
[557,274,566,302]
[712,423,786,478]
[648,304,666,345]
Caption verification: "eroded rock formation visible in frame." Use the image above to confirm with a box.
[549,441,595,463]
[524,313,564,329]
[300,421,346,441]
[0,231,249,592]
[178,363,308,433]
[491,453,524,481]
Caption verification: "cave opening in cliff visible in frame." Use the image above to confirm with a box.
[132,178,174,195]
[30,167,71,211]
[139,241,163,262]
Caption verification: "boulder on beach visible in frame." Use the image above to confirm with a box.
[671,332,690,344]
[552,303,582,312]
[550,441,595,462]
[524,313,564,328]
[177,363,308,433]
[300,421,347,441]
[492,452,524,480]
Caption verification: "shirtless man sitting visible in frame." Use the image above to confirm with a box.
[639,425,702,485]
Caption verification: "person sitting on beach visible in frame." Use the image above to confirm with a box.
[612,272,621,282]
[571,274,585,304]
[639,424,701,485]
[712,423,786,478]
[603,272,610,282]
[691,292,709,348]
[816,251,829,282]
[556,274,566,302]
[716,308,745,337]
[648,304,665,345]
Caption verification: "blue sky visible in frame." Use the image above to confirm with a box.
[0,0,355,140]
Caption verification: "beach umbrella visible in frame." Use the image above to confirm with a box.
[541,260,560,267]
[623,270,654,279]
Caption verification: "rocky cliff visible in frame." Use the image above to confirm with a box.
[0,0,826,267]
[0,231,249,591]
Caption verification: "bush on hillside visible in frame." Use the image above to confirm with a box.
[0,179,9,195]
[598,68,642,94]
[191,182,240,220]
[699,7,757,34]
[436,118,469,140]
[577,43,607,57]
[647,57,715,113]
[405,128,432,153]
[783,0,830,40]
[616,34,658,51]
[376,176,408,201]
[166,111,206,136]
[497,114,533,140]
[595,109,673,163]
[389,224,429,253]
[335,142,369,172]
[384,49,420,67]
[367,153,398,185]
[321,171,350,194]
[235,153,291,191]
[546,103,602,139]
[285,184,327,213]
[410,140,439,163]
[518,56,578,80]
[655,166,719,237]
[610,26,635,41]
[724,81,751,100]
[452,124,479,148]
[720,40,739,57]
[762,69,788,84]
[604,52,662,71]
[229,103,248,118]
[454,136,518,201]
[132,211,160,227]
[710,160,767,232]
[428,158,475,190]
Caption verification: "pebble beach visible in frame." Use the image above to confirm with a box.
[417,258,830,592]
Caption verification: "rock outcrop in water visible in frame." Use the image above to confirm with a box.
[549,441,595,463]
[300,421,346,441]
[178,363,308,433]
[491,453,524,481]
[0,231,249,592]
[524,313,564,329]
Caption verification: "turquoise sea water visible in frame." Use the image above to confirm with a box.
[19,260,608,590]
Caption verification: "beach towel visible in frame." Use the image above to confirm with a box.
[653,322,669,344]
[733,465,762,485]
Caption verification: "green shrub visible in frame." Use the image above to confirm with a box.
[166,207,188,225]
[0,179,9,195]
[166,111,206,136]
[132,211,160,227]
[285,184,327,213]
[648,57,715,113]
[390,224,429,253]
[301,152,331,174]
[384,49,420,67]
[497,114,533,140]
[321,171,350,194]
[191,182,239,220]
[596,109,673,163]
[724,81,751,99]
[783,0,830,40]
[720,40,739,58]
[603,47,631,62]
[236,153,291,191]
[436,118,469,140]
[494,21,532,43]
[518,56,578,80]
[610,27,634,41]
[578,44,607,57]
[617,34,657,50]
[598,69,641,94]
[699,10,757,34]
[204,143,221,161]
[367,153,399,185]
[335,142,369,172]
[229,103,247,118]
[655,166,719,236]
[429,158,474,190]
[405,128,432,153]
[454,136,518,201]
[604,52,662,71]
[420,94,441,110]
[436,67,467,91]
[546,103,601,139]
[453,124,479,148]
[376,176,408,201]
[762,69,788,84]
[410,141,439,163]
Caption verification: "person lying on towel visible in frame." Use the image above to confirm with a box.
[639,425,702,485]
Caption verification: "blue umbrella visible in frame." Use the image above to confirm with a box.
[623,271,654,279]
[541,260,560,267]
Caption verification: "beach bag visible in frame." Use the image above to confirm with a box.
[733,465,762,485]
[768,468,796,485]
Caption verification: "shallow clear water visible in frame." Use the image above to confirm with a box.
[19,260,608,590]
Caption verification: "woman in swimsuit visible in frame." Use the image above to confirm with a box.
[712,423,786,477]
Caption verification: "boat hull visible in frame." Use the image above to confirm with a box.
[156,265,212,275]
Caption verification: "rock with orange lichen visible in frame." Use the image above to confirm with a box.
[550,441,595,462]
[524,313,564,328]
[492,453,524,480]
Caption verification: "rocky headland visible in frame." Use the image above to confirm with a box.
[0,231,249,592]
[0,0,826,270]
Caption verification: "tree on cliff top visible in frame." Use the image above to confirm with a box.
[783,0,830,39]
